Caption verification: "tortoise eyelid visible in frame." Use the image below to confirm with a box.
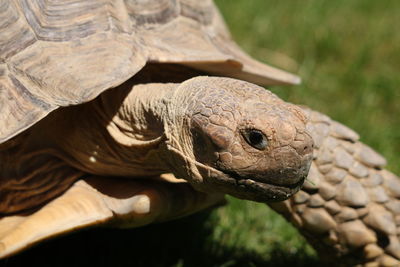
[241,129,268,150]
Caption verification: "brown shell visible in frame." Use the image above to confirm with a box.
[0,0,299,144]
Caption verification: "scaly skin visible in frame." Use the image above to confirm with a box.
[269,108,400,267]
[60,76,312,202]
[0,77,312,214]
[1,75,400,265]
[160,77,313,202]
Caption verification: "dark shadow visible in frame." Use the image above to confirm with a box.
[0,210,320,267]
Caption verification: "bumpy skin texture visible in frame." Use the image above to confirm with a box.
[163,77,313,202]
[269,108,400,267]
[1,73,400,265]
[0,76,313,258]
[0,77,312,210]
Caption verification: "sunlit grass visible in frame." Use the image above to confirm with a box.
[205,0,400,264]
[216,0,400,174]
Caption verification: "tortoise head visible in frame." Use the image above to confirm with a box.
[163,77,313,202]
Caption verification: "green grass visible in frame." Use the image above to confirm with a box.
[2,1,399,266]
[216,0,400,173]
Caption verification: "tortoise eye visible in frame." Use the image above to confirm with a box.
[242,129,268,150]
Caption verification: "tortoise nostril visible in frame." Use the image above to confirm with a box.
[303,142,314,155]
[293,135,314,156]
[293,131,314,155]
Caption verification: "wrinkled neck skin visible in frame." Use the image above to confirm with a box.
[102,81,197,178]
[45,80,199,180]
[106,80,209,185]
[40,76,312,201]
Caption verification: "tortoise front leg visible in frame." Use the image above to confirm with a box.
[269,108,400,266]
[0,175,224,259]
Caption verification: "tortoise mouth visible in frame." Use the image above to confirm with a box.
[202,167,306,203]
[224,170,306,190]
[224,170,305,202]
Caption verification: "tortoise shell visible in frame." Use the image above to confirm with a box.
[0,0,299,144]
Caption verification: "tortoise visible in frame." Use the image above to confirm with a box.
[0,0,399,266]
[0,0,314,258]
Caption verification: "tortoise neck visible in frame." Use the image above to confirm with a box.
[33,80,197,180]
[103,82,178,148]
[70,81,183,177]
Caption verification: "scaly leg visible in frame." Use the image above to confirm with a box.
[269,107,400,266]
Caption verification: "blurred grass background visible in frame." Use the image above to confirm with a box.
[2,0,399,266]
